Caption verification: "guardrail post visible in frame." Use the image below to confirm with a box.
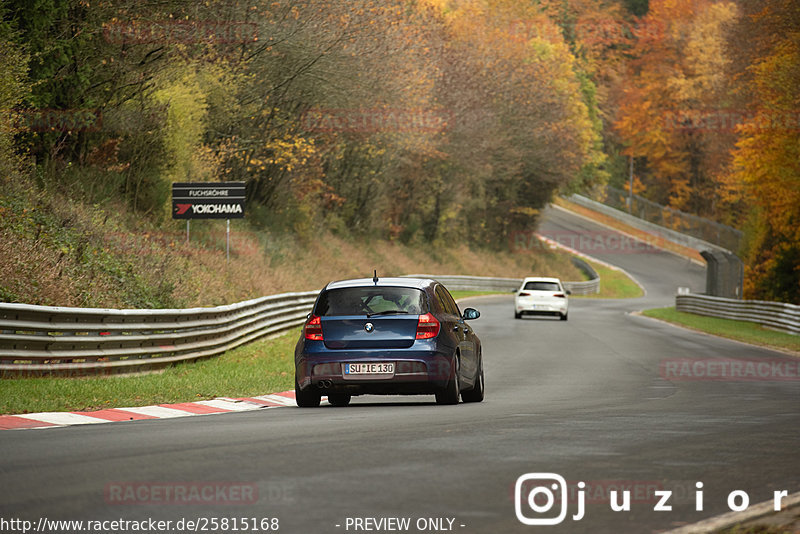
[701,250,743,299]
[700,250,720,297]
[723,251,744,299]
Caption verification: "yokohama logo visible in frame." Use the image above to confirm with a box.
[177,204,243,215]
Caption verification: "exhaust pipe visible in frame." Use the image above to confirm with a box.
[316,379,332,389]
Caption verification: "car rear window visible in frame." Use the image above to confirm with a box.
[523,281,561,291]
[315,287,428,316]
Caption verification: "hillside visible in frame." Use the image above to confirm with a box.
[0,179,583,309]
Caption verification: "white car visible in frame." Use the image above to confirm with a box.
[514,277,570,321]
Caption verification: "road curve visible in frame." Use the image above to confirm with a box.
[1,207,798,534]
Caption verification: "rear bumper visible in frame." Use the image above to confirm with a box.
[295,347,455,395]
[515,302,567,315]
[518,310,565,317]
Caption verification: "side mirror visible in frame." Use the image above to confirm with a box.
[463,308,480,320]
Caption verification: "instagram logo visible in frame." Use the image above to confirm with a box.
[515,473,572,525]
[514,473,793,525]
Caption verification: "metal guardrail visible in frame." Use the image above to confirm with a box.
[0,270,602,377]
[569,193,726,254]
[405,264,600,296]
[601,186,743,252]
[676,293,800,335]
[567,193,745,299]
[405,274,521,292]
[567,258,600,295]
[0,291,319,377]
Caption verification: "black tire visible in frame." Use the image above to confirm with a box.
[461,365,484,403]
[560,313,568,321]
[327,393,351,407]
[435,360,460,405]
[514,311,522,319]
[295,380,321,407]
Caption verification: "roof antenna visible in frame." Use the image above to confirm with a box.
[373,269,378,284]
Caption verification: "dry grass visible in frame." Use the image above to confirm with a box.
[1,181,584,308]
[162,224,586,304]
[0,229,87,306]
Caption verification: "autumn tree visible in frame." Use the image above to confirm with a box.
[0,14,29,181]
[614,0,739,215]
[722,0,800,302]
[421,0,602,244]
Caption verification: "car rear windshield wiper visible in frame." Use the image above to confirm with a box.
[366,310,409,318]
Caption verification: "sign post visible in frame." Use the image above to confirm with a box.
[172,182,246,262]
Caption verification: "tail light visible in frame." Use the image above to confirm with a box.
[416,313,440,339]
[304,315,324,340]
[518,292,531,297]
[553,293,566,298]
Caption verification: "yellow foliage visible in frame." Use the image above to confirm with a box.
[152,67,208,183]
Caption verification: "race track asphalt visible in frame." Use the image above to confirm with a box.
[1,207,797,534]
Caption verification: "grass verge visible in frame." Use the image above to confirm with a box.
[0,331,298,415]
[447,256,645,301]
[642,307,800,354]
[574,259,644,299]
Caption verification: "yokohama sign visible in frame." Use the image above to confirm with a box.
[172,182,245,220]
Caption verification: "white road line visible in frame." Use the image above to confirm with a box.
[17,412,110,426]
[250,394,296,406]
[631,312,800,357]
[537,231,648,296]
[195,399,263,412]
[662,491,800,533]
[118,406,200,418]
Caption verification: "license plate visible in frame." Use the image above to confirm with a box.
[533,305,547,310]
[344,363,394,375]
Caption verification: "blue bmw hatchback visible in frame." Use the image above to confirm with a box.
[294,277,484,407]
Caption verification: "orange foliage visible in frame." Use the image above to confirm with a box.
[724,1,800,301]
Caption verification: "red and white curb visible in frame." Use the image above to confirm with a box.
[0,391,306,430]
